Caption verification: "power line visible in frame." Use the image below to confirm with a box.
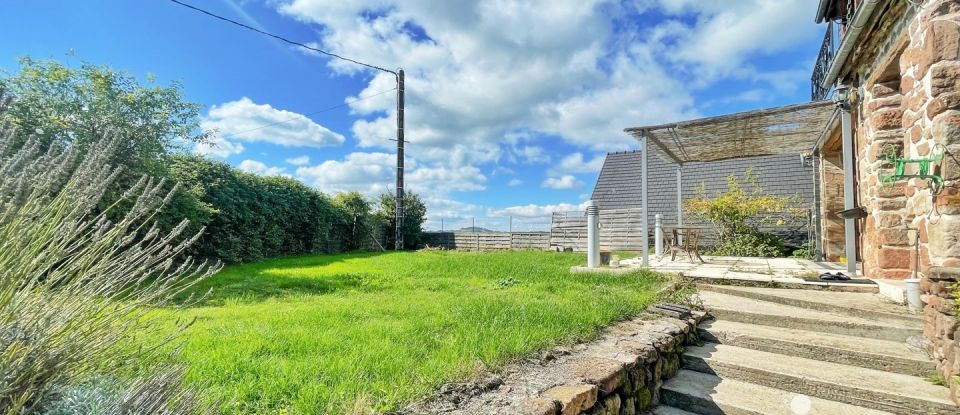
[167,0,396,75]
[223,87,397,138]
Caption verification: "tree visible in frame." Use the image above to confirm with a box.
[333,192,373,251]
[0,57,211,176]
[0,57,214,234]
[375,192,427,250]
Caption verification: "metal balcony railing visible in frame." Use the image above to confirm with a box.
[811,20,839,101]
[811,0,862,101]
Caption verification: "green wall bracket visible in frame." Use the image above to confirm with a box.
[879,148,945,194]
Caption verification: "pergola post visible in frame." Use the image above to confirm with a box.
[836,86,858,276]
[641,132,649,267]
[676,166,683,243]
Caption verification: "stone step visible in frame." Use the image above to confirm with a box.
[660,369,893,415]
[698,284,921,325]
[698,320,934,376]
[682,343,956,415]
[698,290,921,341]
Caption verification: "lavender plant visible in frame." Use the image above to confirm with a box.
[0,89,220,414]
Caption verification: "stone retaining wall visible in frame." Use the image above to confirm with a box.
[406,311,707,415]
[923,266,960,403]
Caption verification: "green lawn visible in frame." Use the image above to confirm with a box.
[168,250,666,414]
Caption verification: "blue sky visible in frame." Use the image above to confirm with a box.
[1,0,826,231]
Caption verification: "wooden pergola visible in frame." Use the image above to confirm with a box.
[622,100,837,266]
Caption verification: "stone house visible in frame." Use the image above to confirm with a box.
[597,0,960,398]
[811,0,959,393]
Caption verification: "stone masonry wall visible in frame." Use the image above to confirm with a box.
[858,80,913,279]
[924,267,960,402]
[407,312,707,415]
[898,0,960,403]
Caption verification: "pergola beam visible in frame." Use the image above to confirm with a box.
[625,101,835,164]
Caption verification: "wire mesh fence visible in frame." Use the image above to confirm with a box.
[423,215,553,233]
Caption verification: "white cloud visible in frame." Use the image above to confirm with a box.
[642,0,820,86]
[294,152,485,208]
[407,165,487,193]
[488,202,587,218]
[507,178,522,187]
[285,155,311,165]
[512,145,551,164]
[277,0,695,157]
[202,97,345,149]
[277,0,816,155]
[194,136,245,158]
[271,0,818,217]
[238,159,289,177]
[296,152,395,195]
[542,175,582,190]
[550,152,605,176]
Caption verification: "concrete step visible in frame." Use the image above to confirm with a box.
[698,319,934,377]
[682,343,956,415]
[698,290,921,342]
[660,369,893,415]
[699,284,922,325]
[651,405,699,415]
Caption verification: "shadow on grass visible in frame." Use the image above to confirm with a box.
[179,250,395,306]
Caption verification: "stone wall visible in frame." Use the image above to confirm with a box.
[923,267,959,402]
[898,0,960,404]
[529,317,699,415]
[900,0,960,272]
[407,311,707,415]
[858,80,914,279]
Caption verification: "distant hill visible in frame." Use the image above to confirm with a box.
[457,226,495,233]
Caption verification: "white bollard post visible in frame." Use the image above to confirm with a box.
[654,214,663,257]
[586,200,600,268]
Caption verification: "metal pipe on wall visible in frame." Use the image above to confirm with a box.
[837,86,858,276]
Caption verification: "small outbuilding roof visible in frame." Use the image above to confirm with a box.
[624,100,836,164]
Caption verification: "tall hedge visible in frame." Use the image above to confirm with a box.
[166,155,344,263]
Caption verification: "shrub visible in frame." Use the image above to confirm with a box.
[684,168,804,257]
[333,191,374,251]
[791,241,815,259]
[0,93,218,413]
[709,231,786,257]
[165,155,343,262]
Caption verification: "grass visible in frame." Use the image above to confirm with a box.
[163,250,666,414]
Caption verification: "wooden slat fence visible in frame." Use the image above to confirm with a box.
[422,232,550,251]
[550,208,647,251]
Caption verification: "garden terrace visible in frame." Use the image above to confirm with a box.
[620,101,836,266]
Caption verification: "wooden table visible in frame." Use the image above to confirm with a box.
[664,226,705,263]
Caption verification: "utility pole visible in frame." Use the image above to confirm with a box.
[395,69,405,250]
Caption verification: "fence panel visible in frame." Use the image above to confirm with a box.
[549,208,647,252]
[421,231,550,251]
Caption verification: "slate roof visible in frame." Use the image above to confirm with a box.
[591,148,816,247]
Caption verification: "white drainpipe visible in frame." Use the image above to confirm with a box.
[820,0,881,91]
